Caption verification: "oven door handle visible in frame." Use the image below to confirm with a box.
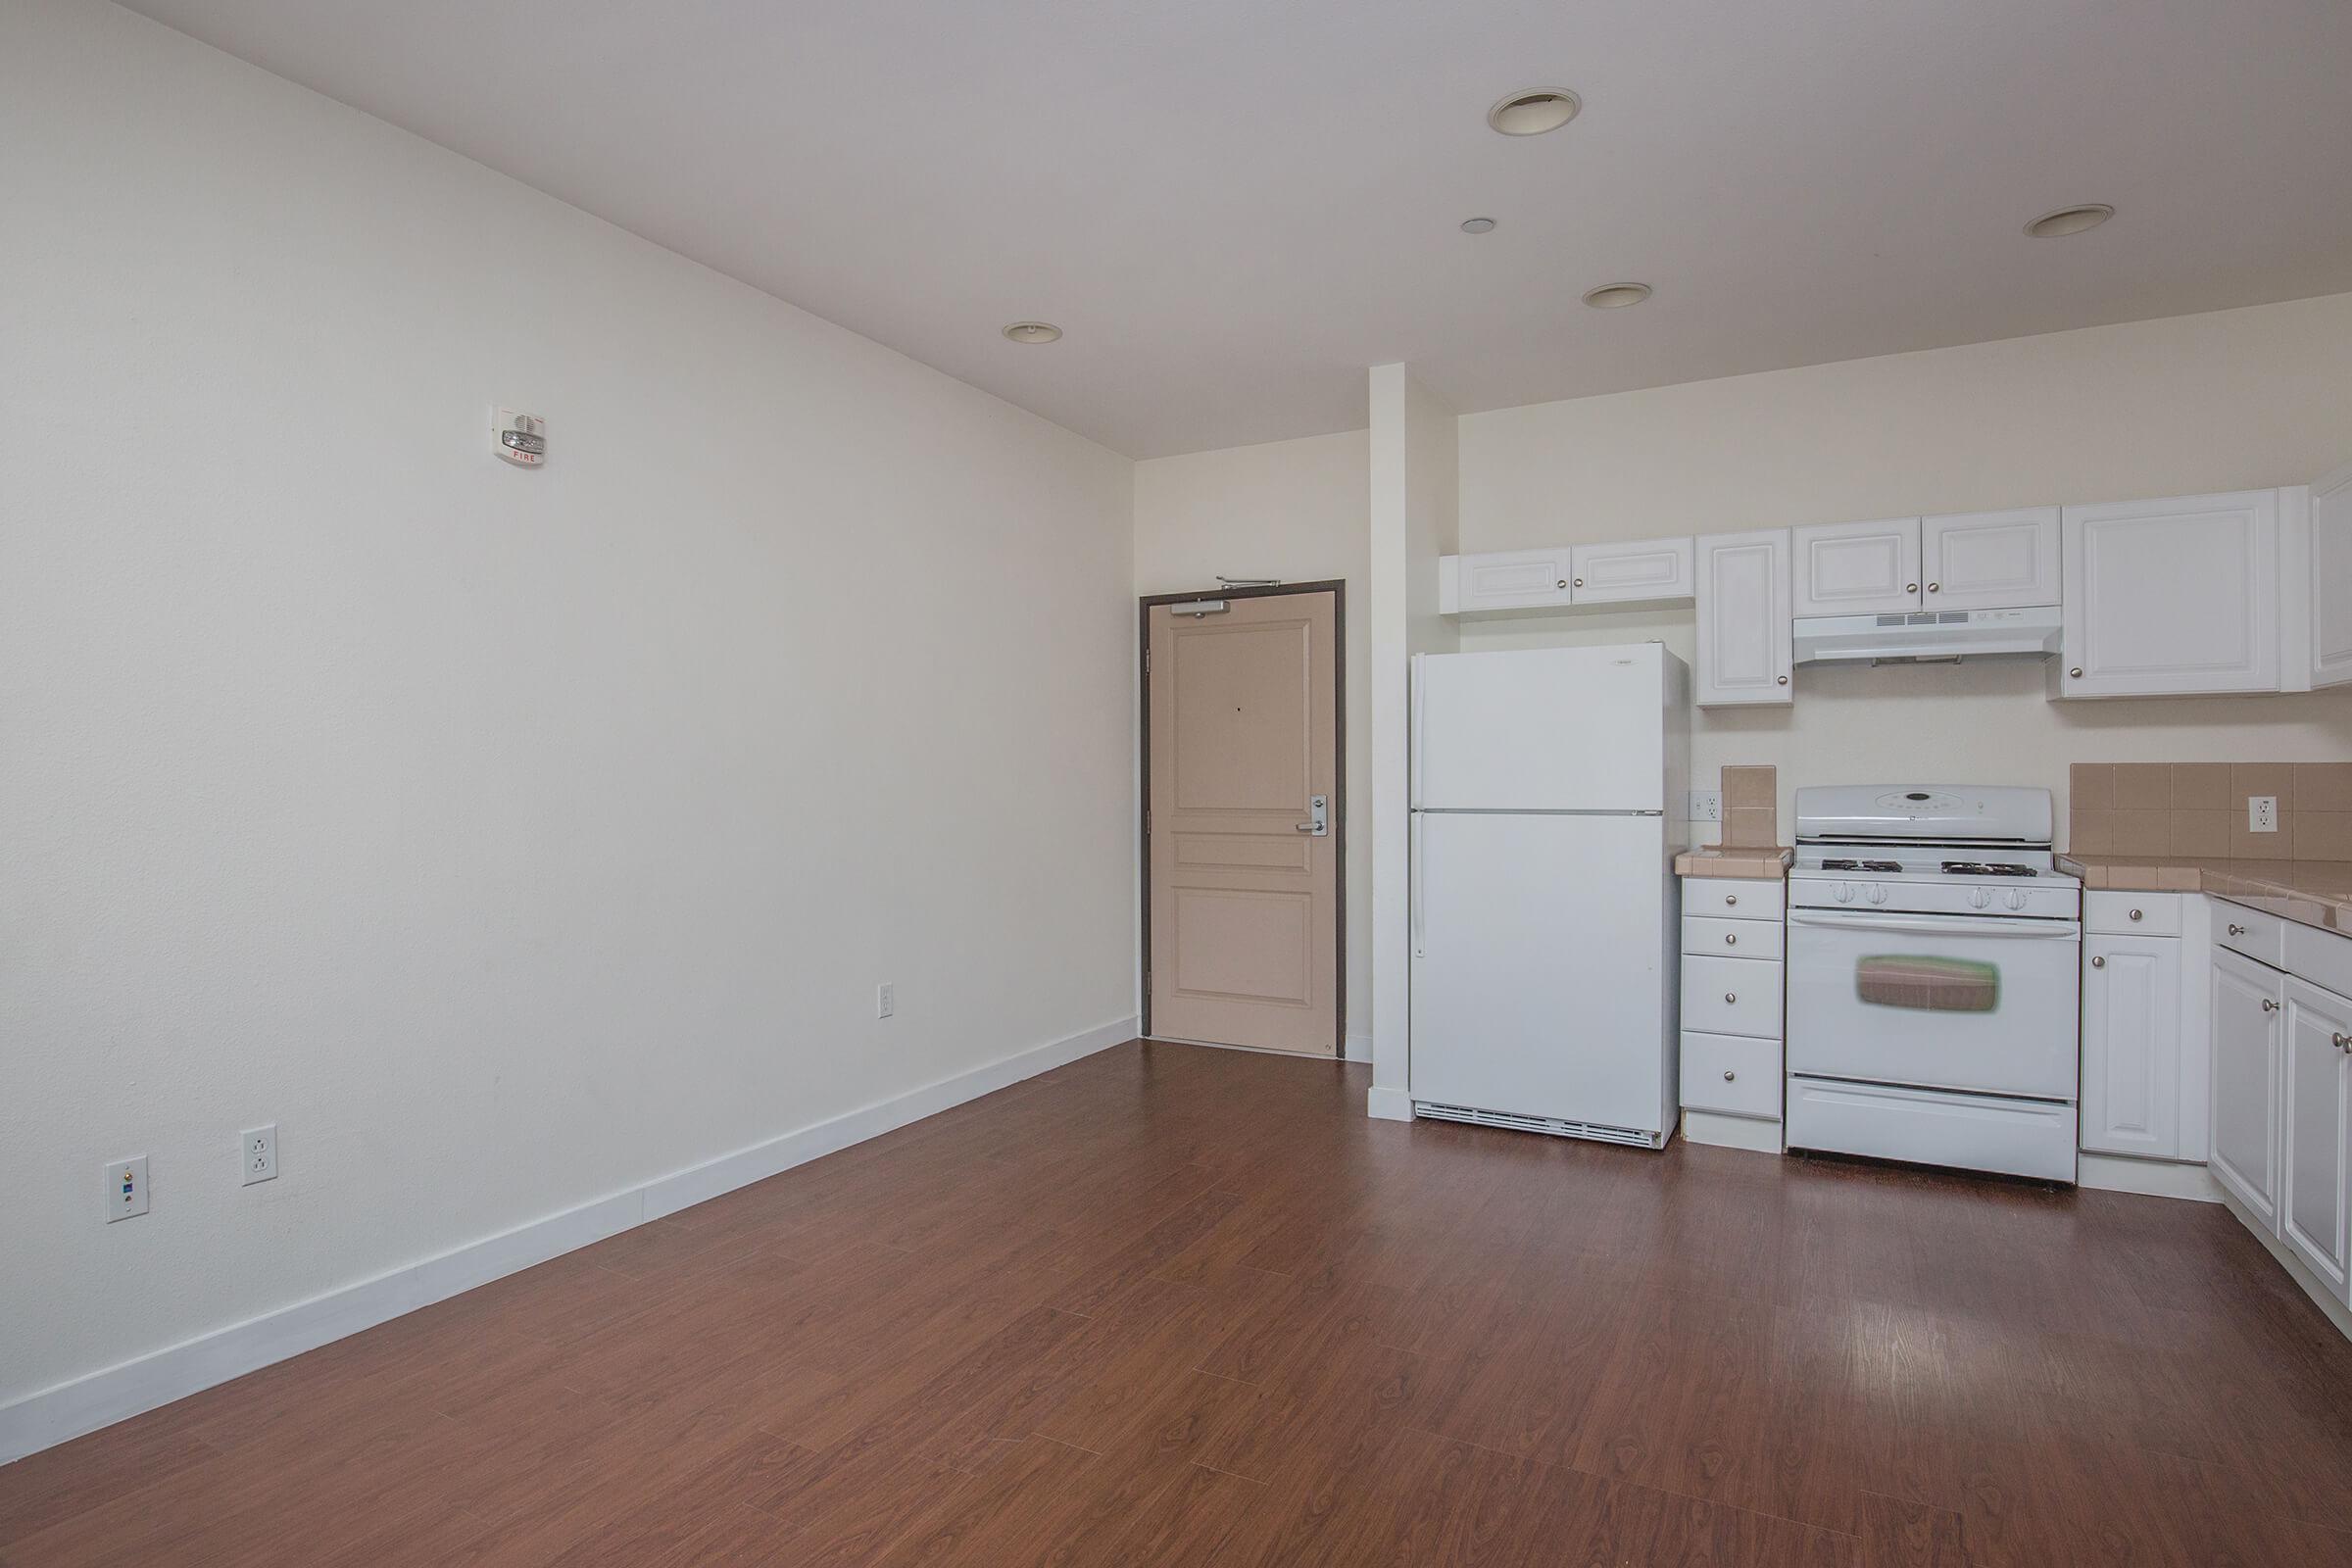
[1788,910,2080,939]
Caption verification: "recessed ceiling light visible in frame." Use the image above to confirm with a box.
[1002,320,1062,344]
[1581,281,1652,309]
[1487,88,1581,136]
[1460,217,1497,234]
[2025,204,2115,239]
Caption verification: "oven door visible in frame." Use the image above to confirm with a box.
[1786,908,2080,1099]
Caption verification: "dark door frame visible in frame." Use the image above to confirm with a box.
[1137,580,1347,1054]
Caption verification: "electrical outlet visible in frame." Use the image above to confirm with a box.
[876,982,895,1020]
[1688,790,1722,824]
[2249,796,2278,834]
[242,1124,277,1185]
[105,1156,149,1222]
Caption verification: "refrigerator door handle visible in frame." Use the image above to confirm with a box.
[1411,813,1426,957]
[1410,654,1426,810]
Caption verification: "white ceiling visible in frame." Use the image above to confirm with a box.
[124,0,2352,458]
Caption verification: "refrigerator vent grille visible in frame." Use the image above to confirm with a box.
[1413,1102,1662,1148]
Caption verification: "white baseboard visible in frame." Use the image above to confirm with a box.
[1679,1109,1784,1154]
[1365,1085,1413,1122]
[1343,1033,1372,1064]
[2078,1152,2224,1203]
[2216,1188,2352,1343]
[0,1014,1137,1467]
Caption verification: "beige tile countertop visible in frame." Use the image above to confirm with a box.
[2058,853,2352,934]
[1674,846,1793,880]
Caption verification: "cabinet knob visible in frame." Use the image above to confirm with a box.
[1777,674,1789,685]
[1725,933,1738,945]
[1556,579,1568,589]
[1927,582,1940,593]
[2229,923,2247,936]
[1724,992,1738,1004]
[1723,1070,1737,1081]
[2069,667,2083,678]
[2090,956,2106,968]
[2128,908,2142,921]
[1572,578,1584,588]
[1724,895,1737,906]
[2262,998,2278,1013]
[1906,583,1919,594]
[2332,1032,2350,1050]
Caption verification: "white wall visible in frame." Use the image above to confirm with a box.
[1133,431,1370,1050]
[0,0,1135,1424]
[1455,295,2352,834]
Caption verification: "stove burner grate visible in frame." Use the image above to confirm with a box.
[1815,858,1906,873]
[1941,860,2037,877]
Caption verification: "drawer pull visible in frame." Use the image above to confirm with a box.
[2128,908,2142,921]
[1724,992,1737,1004]
[1724,895,1738,906]
[2090,956,2105,968]
[1725,933,1738,946]
[2070,666,2083,678]
[1723,1070,1736,1081]
[2229,923,2247,936]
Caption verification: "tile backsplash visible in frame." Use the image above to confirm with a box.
[1718,765,1778,849]
[2070,761,2352,861]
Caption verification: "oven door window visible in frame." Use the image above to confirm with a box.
[1854,955,1999,1012]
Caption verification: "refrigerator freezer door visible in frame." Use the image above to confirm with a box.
[1413,646,1667,812]
[1410,811,1670,1134]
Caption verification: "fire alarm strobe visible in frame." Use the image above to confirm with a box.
[494,408,546,466]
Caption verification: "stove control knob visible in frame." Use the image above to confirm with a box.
[1834,882,1856,904]
[1866,884,1888,905]
[2004,889,2029,911]
[1967,887,1993,909]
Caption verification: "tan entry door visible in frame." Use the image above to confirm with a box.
[1147,588,1339,1055]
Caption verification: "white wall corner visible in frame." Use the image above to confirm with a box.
[1343,1031,1373,1063]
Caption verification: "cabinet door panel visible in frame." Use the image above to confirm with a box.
[1791,517,1922,616]
[1924,507,2060,611]
[2081,935,2181,1158]
[2210,948,2282,1227]
[2060,491,2279,697]
[1570,537,1694,604]
[1446,548,1574,612]
[1695,529,1792,707]
[2311,463,2352,689]
[2280,978,2351,1298]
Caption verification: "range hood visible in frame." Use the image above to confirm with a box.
[1792,605,2062,665]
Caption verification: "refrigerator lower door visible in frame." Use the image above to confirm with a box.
[1410,811,1670,1140]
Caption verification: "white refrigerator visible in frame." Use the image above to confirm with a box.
[1409,644,1689,1146]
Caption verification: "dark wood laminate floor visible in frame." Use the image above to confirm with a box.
[7,1040,2352,1568]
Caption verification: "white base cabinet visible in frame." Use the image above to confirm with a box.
[2211,944,2284,1227]
[2080,892,2207,1162]
[2281,977,2352,1299]
[1678,878,1783,1132]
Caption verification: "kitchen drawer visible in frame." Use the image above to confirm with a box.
[1681,955,1784,1040]
[1684,877,1784,921]
[1683,915,1783,960]
[2215,900,2287,969]
[2283,920,2352,1000]
[1680,1031,1782,1118]
[2085,891,2180,938]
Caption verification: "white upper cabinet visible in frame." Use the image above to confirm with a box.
[1439,547,1574,614]
[2308,462,2352,689]
[2058,490,2280,698]
[1568,536,1695,604]
[1791,517,1922,616]
[1695,528,1792,707]
[1924,507,2061,611]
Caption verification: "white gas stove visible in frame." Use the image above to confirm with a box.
[1784,786,2082,1182]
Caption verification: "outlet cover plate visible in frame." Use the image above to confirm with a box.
[243,1124,277,1185]
[2249,796,2279,833]
[106,1155,149,1221]
[1688,790,1723,824]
